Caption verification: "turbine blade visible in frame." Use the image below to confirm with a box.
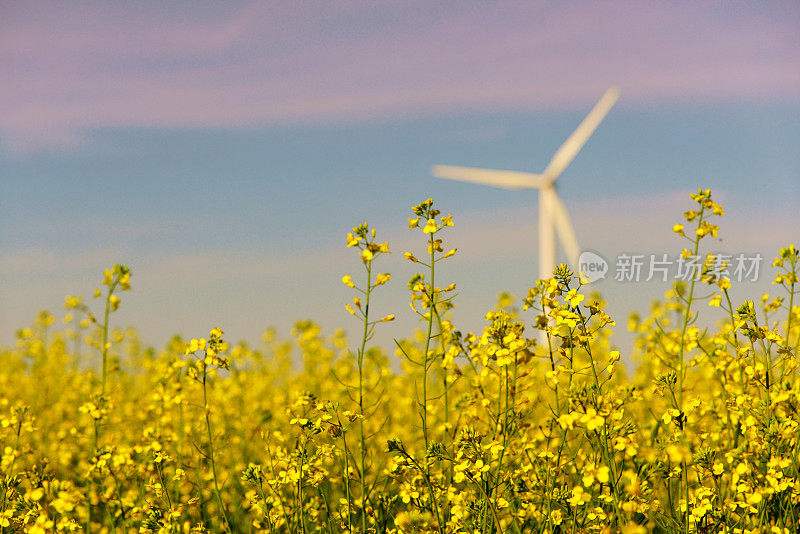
[432,164,548,190]
[547,189,581,270]
[542,86,620,182]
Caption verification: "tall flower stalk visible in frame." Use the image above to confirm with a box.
[84,263,130,533]
[185,327,231,533]
[341,222,393,531]
[670,189,724,533]
[393,199,457,534]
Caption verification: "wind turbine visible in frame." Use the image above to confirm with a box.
[432,87,620,284]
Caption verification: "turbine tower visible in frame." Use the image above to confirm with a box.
[432,87,620,284]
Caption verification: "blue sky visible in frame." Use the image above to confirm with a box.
[1,1,798,353]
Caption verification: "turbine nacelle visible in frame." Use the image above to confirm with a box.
[431,86,620,281]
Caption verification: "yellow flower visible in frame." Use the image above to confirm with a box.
[427,239,443,254]
[64,295,82,308]
[185,338,205,354]
[119,272,131,290]
[666,444,692,464]
[558,412,576,430]
[580,408,604,431]
[566,289,584,307]
[346,232,360,247]
[550,509,563,525]
[596,466,610,484]
[342,275,355,288]
[568,486,590,507]
[423,219,438,234]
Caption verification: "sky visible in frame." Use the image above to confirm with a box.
[1,1,799,356]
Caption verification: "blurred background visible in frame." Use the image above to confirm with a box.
[1,1,798,355]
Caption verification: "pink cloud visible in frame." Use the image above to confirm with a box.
[1,1,798,151]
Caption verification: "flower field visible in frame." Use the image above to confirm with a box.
[1,190,798,534]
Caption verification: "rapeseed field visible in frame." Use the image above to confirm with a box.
[1,190,797,533]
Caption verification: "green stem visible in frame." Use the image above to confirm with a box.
[339,423,354,533]
[101,288,112,396]
[297,437,307,534]
[421,232,436,458]
[358,261,372,532]
[203,364,231,533]
[782,277,795,379]
[676,210,705,534]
